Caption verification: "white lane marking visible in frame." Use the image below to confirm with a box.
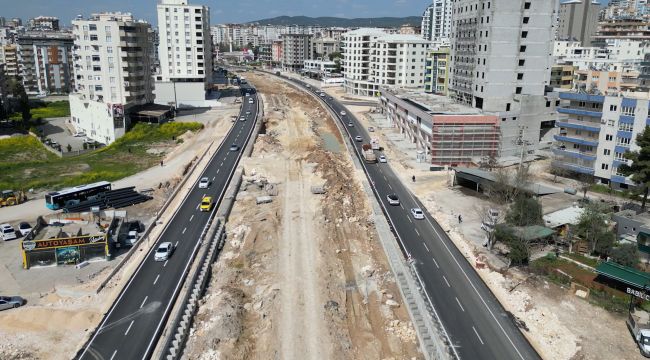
[423,242,429,252]
[163,260,168,267]
[443,275,450,287]
[140,296,148,309]
[383,175,387,181]
[415,228,420,237]
[153,274,160,285]
[212,176,215,181]
[223,157,227,161]
[190,215,194,222]
[408,217,412,223]
[182,227,187,234]
[202,193,206,198]
[175,241,179,247]
[110,350,117,360]
[124,320,134,336]
[432,257,439,269]
[473,326,485,345]
[220,162,224,166]
[400,204,404,209]
[456,297,465,312]
[195,204,199,210]
[388,183,392,190]
[216,169,220,174]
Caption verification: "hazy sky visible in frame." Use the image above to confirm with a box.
[0,0,429,26]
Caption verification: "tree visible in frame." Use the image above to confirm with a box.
[328,51,342,61]
[574,202,615,255]
[478,153,498,171]
[610,243,639,268]
[577,174,595,199]
[505,195,544,227]
[13,82,31,128]
[619,126,650,210]
[494,225,530,266]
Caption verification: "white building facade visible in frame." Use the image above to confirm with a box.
[342,28,429,97]
[69,13,155,144]
[421,0,452,42]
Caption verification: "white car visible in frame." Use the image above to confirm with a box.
[411,208,425,220]
[387,194,400,206]
[73,131,86,137]
[18,222,32,237]
[378,155,387,163]
[355,135,363,142]
[245,111,251,115]
[368,127,375,132]
[348,122,354,127]
[340,111,347,116]
[198,177,210,189]
[320,93,326,97]
[0,224,17,241]
[154,242,174,262]
[126,231,139,246]
[248,99,254,104]
[240,116,246,121]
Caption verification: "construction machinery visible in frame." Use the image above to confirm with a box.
[0,190,25,207]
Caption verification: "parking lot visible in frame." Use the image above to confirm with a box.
[39,117,87,152]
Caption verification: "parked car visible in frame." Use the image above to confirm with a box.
[126,231,139,246]
[200,196,213,212]
[378,155,387,163]
[0,296,25,311]
[411,208,425,220]
[355,135,363,142]
[154,242,174,262]
[18,222,32,237]
[229,144,240,151]
[368,127,375,132]
[0,224,17,241]
[198,177,210,189]
[387,194,400,206]
[73,131,86,137]
[348,122,354,127]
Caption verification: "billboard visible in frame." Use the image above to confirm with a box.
[23,234,107,251]
[56,246,80,265]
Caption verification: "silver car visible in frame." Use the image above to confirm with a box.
[0,296,25,311]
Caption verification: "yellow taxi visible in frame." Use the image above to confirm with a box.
[199,196,213,212]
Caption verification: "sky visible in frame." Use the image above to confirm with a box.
[0,0,429,26]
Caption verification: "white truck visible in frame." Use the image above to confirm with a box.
[371,138,380,150]
[362,144,377,163]
[628,309,650,357]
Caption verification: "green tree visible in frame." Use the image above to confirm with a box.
[610,243,639,268]
[494,225,529,265]
[575,202,615,255]
[328,51,342,61]
[619,126,650,210]
[13,82,31,128]
[506,195,543,227]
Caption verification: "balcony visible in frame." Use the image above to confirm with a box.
[611,175,632,184]
[556,120,600,133]
[551,161,595,175]
[557,107,602,119]
[554,134,599,147]
[552,147,597,162]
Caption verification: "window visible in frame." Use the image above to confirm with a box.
[622,106,635,116]
[520,45,527,52]
[518,59,525,66]
[546,101,551,107]
[524,2,531,9]
[619,122,633,132]
[604,149,611,155]
[104,26,111,32]
[601,163,609,170]
[523,17,530,24]
[606,134,613,141]
[89,24,97,31]
[521,31,528,38]
[90,35,98,41]
[617,137,631,146]
[517,73,524,80]
[610,104,618,111]
[506,103,511,111]
[516,87,522,94]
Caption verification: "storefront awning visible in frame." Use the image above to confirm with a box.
[596,261,650,289]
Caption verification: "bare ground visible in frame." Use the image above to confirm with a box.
[183,73,421,360]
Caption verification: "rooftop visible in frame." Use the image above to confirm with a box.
[382,87,480,115]
[33,218,107,242]
[375,34,430,43]
[543,206,585,228]
[614,209,650,224]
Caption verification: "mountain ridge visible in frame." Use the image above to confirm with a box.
[246,15,421,28]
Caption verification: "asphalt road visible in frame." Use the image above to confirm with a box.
[282,76,541,360]
[77,84,258,360]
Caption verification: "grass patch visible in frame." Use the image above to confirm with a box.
[0,122,203,191]
[9,101,70,120]
[530,254,629,314]
[562,252,600,268]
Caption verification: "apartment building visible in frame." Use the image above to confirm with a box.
[0,44,18,77]
[553,92,650,189]
[69,13,155,144]
[28,16,60,31]
[272,40,283,63]
[258,43,272,63]
[17,31,74,95]
[342,28,429,96]
[593,18,650,45]
[303,59,337,75]
[312,37,340,59]
[280,33,312,71]
[381,88,500,166]
[155,0,212,108]
[550,65,575,89]
[449,0,556,157]
[574,66,642,94]
[424,44,450,95]
[421,0,452,42]
[0,63,8,115]
[557,0,601,46]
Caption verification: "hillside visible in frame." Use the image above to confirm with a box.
[247,15,421,28]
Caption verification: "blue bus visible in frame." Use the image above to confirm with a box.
[45,181,112,210]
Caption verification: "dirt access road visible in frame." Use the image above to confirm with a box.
[183,72,421,359]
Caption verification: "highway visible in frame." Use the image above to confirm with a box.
[77,83,258,360]
[282,75,541,360]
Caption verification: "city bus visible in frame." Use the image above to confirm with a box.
[45,181,112,210]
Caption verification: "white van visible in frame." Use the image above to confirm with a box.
[0,224,17,241]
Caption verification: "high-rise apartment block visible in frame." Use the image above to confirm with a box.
[28,16,60,31]
[342,28,429,96]
[69,13,155,144]
[421,0,452,42]
[155,0,212,108]
[281,33,312,71]
[0,44,18,77]
[17,31,75,95]
[557,0,601,46]
[156,0,212,83]
[449,0,557,157]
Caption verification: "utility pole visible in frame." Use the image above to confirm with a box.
[514,125,531,175]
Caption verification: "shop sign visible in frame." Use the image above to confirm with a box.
[627,287,650,301]
[22,241,36,251]
[25,235,107,251]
